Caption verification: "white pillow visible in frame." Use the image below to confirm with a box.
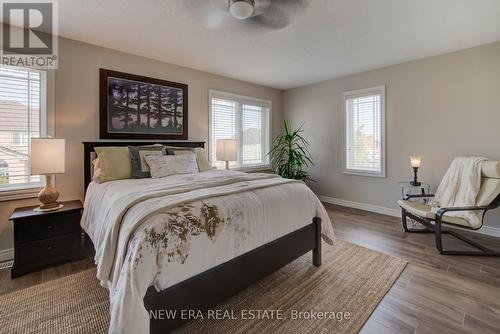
[144,154,199,178]
[168,147,213,172]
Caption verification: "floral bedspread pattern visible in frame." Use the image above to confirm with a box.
[133,201,229,268]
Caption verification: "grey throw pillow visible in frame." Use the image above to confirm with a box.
[128,145,167,178]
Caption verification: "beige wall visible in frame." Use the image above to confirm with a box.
[0,37,283,255]
[283,41,500,230]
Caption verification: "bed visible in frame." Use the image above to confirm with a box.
[81,141,335,334]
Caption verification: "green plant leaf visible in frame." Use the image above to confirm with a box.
[267,120,314,181]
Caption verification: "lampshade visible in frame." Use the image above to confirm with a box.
[229,0,254,19]
[31,138,66,175]
[410,155,421,168]
[216,139,237,161]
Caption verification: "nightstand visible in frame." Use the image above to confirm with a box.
[9,200,85,278]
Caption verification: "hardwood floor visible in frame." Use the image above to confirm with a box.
[0,256,95,296]
[0,204,499,334]
[325,203,500,334]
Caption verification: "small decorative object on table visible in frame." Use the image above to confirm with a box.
[409,155,422,186]
[9,200,85,278]
[31,138,65,211]
[398,181,431,231]
[216,139,237,170]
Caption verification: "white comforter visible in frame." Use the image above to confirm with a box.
[81,170,334,334]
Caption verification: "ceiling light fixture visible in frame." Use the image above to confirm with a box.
[229,0,255,20]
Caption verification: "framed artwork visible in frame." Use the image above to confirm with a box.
[99,69,188,139]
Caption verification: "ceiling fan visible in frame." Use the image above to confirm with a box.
[187,0,310,30]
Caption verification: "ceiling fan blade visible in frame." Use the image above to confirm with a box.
[249,0,309,29]
[253,0,272,16]
[181,0,230,29]
[248,6,290,30]
[270,0,310,8]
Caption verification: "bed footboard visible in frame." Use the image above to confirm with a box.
[143,217,322,334]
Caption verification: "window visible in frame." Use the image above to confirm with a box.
[209,90,271,170]
[342,86,385,177]
[0,160,8,184]
[11,132,30,146]
[0,65,47,195]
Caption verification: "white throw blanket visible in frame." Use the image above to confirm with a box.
[430,157,486,227]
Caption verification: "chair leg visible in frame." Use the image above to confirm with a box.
[433,218,500,256]
[439,230,500,256]
[403,210,499,256]
[435,219,444,253]
[401,209,410,232]
[401,209,434,233]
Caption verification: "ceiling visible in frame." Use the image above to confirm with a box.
[56,0,500,90]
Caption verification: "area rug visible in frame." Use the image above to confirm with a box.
[0,240,406,334]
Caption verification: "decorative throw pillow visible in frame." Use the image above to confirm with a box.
[94,146,133,182]
[128,145,167,178]
[167,146,212,172]
[144,154,199,178]
[91,158,102,183]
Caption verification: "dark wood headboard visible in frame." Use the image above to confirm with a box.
[83,141,205,194]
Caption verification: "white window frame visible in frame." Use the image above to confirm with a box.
[0,67,55,201]
[342,85,386,178]
[208,89,272,171]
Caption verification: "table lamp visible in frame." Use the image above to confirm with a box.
[30,138,65,211]
[410,155,421,186]
[216,139,237,170]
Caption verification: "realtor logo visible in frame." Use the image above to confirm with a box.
[1,0,58,68]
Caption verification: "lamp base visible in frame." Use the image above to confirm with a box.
[410,167,421,187]
[36,175,61,211]
[34,204,64,212]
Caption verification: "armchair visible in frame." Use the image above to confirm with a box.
[397,161,500,256]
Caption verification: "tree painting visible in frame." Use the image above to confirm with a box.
[107,77,184,134]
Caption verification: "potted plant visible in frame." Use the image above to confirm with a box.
[268,121,313,181]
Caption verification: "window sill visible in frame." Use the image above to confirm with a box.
[231,165,273,173]
[343,169,386,178]
[212,165,274,173]
[0,187,42,202]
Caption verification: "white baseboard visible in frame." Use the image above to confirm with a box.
[479,226,500,238]
[0,248,13,262]
[318,195,400,218]
[318,195,500,238]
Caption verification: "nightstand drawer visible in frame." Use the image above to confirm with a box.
[15,233,82,265]
[15,212,81,243]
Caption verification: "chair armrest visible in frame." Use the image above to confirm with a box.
[435,205,490,219]
[404,194,435,200]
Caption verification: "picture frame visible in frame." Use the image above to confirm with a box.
[99,69,188,139]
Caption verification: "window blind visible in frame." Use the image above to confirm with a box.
[343,87,385,176]
[211,98,237,169]
[0,66,46,191]
[210,91,270,169]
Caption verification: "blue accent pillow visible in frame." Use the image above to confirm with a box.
[128,145,167,178]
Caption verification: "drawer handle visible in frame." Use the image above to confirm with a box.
[47,225,53,230]
[47,245,53,251]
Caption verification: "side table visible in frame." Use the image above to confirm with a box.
[398,182,432,230]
